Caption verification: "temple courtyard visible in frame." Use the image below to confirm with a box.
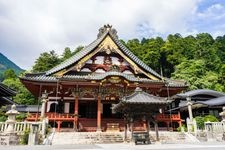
[1,142,225,150]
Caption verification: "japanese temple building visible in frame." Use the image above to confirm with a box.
[20,25,187,132]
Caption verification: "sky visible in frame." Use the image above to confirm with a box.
[0,0,225,70]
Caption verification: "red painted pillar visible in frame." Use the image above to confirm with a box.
[97,96,101,131]
[74,96,79,131]
[57,121,62,132]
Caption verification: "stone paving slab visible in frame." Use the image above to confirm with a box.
[1,142,225,150]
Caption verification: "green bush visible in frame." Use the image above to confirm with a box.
[177,125,187,132]
[195,115,219,129]
[20,129,30,145]
[203,115,218,122]
[0,106,7,122]
[16,113,27,122]
[195,116,205,129]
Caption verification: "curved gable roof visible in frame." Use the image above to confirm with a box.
[196,96,225,106]
[45,26,162,80]
[177,89,225,98]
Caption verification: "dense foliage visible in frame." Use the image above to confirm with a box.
[123,33,225,92]
[32,46,84,72]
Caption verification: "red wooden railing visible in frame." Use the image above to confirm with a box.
[27,113,181,122]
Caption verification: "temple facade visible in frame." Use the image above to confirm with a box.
[20,25,187,132]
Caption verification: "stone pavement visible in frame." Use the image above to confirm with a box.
[1,142,225,150]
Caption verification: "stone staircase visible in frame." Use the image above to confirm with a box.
[149,131,199,144]
[51,131,201,145]
[52,132,124,145]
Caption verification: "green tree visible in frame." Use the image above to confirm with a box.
[32,50,61,72]
[72,46,84,55]
[172,59,206,90]
[3,69,17,79]
[141,37,164,73]
[61,47,73,61]
[204,115,219,122]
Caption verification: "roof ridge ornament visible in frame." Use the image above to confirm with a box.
[135,87,142,93]
[97,24,118,39]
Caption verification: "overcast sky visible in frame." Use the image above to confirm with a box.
[0,0,225,70]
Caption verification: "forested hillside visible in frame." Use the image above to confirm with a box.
[0,53,23,80]
[124,33,225,92]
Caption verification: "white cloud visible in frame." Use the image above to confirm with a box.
[0,0,212,69]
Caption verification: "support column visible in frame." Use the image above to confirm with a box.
[166,122,170,131]
[130,118,134,141]
[187,97,193,121]
[154,122,159,142]
[124,117,128,142]
[97,95,101,131]
[143,116,147,131]
[57,121,62,132]
[40,92,48,119]
[146,119,150,133]
[178,121,182,127]
[40,99,47,118]
[74,96,79,131]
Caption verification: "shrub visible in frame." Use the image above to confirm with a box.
[195,116,205,129]
[0,106,7,122]
[195,115,219,130]
[20,129,30,145]
[177,125,187,132]
[203,115,218,122]
[16,113,27,122]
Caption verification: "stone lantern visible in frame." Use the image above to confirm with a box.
[219,106,225,122]
[0,104,19,145]
[219,106,225,141]
[5,104,19,134]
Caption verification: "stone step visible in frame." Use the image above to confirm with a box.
[52,132,124,145]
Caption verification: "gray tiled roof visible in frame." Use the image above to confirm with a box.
[196,96,225,106]
[6,105,38,112]
[0,82,16,96]
[46,31,108,75]
[121,87,168,104]
[21,71,163,83]
[45,28,162,79]
[177,89,225,98]
[22,71,186,87]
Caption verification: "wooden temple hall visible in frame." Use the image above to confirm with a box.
[20,25,187,132]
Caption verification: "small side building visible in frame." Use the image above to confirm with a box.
[0,82,16,107]
[171,89,225,119]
